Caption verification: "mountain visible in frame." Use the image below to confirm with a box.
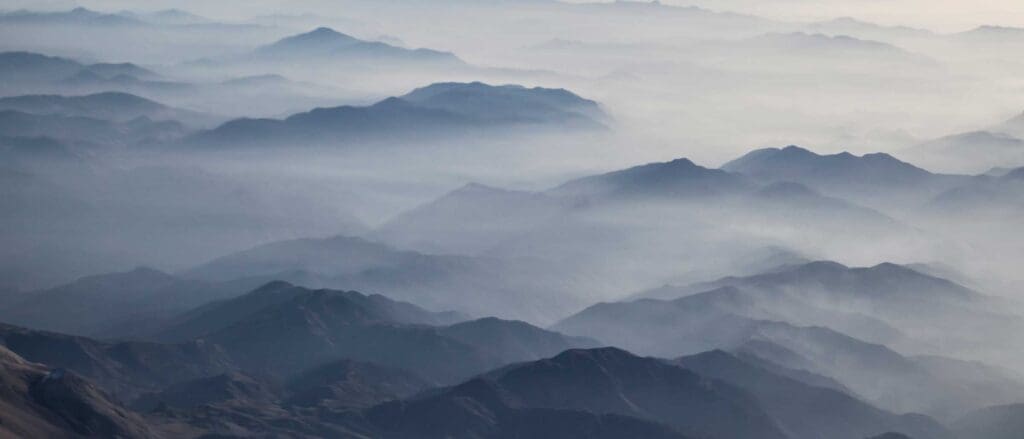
[190,81,604,146]
[675,350,954,439]
[367,347,784,439]
[0,323,234,403]
[437,317,601,365]
[0,7,142,27]
[401,81,605,123]
[0,345,155,438]
[0,109,187,145]
[804,17,934,42]
[156,282,591,384]
[180,234,584,322]
[0,267,259,337]
[373,182,571,254]
[0,51,163,91]
[553,288,1024,419]
[0,92,208,127]
[153,280,464,342]
[926,170,1024,216]
[0,51,85,84]
[285,359,430,409]
[724,145,937,188]
[907,130,1024,174]
[130,371,277,412]
[253,26,461,65]
[952,403,1024,439]
[549,157,753,200]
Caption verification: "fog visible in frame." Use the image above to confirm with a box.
[2,2,1024,435]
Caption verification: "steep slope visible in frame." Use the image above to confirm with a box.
[0,323,234,403]
[0,345,157,438]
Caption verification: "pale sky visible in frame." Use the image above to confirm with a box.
[4,0,1024,33]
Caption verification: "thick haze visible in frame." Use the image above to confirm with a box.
[2,1,1024,437]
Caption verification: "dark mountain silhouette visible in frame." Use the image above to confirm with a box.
[0,346,155,438]
[952,403,1024,439]
[378,347,788,439]
[154,280,464,342]
[549,157,754,200]
[722,145,941,191]
[254,27,462,65]
[189,82,604,146]
[401,81,604,123]
[675,350,954,439]
[157,282,591,384]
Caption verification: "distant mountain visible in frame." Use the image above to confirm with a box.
[0,7,142,27]
[180,234,588,322]
[155,282,591,384]
[368,347,785,439]
[0,323,234,403]
[926,170,1024,216]
[0,51,159,85]
[0,267,259,337]
[724,145,936,188]
[675,350,954,439]
[373,182,571,254]
[804,17,934,41]
[553,286,1024,419]
[549,157,753,200]
[0,109,187,145]
[952,403,1024,439]
[401,81,605,123]
[722,145,965,205]
[0,92,209,126]
[154,280,464,343]
[189,81,604,146]
[0,345,155,438]
[907,130,1024,174]
[253,26,461,65]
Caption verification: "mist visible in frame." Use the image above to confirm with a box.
[1,1,1024,438]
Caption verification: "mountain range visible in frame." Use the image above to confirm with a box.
[189,81,606,146]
